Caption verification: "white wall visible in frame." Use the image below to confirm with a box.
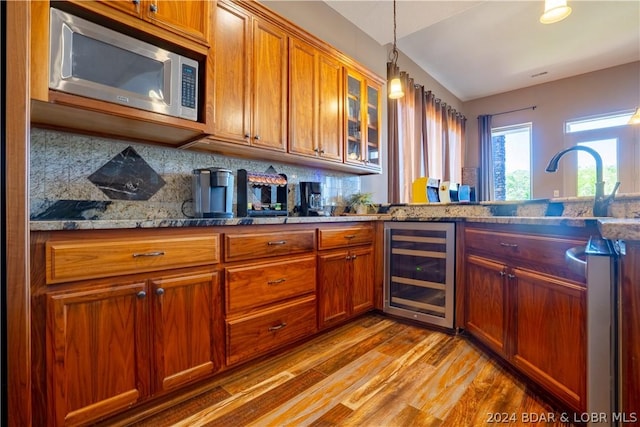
[262,1,462,203]
[462,61,640,198]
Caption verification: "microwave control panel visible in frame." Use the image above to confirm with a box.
[181,64,197,109]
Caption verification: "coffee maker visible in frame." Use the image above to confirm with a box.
[299,181,324,216]
[192,168,234,218]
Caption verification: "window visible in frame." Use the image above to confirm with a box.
[576,139,617,197]
[491,123,532,200]
[564,111,638,196]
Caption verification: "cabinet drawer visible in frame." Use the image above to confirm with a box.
[46,235,220,284]
[226,296,317,365]
[226,256,316,314]
[224,230,316,262]
[465,228,587,276]
[318,225,374,250]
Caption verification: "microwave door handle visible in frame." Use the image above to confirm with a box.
[60,24,74,79]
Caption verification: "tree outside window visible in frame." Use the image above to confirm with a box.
[492,124,532,201]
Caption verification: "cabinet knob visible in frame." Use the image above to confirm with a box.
[254,135,261,140]
[499,270,506,277]
[244,133,251,138]
[149,3,158,13]
[136,290,147,299]
[351,254,357,260]
[132,0,140,5]
[507,273,516,280]
[320,148,325,154]
[314,147,319,153]
[156,287,165,296]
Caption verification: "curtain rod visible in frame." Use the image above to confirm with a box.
[486,105,537,117]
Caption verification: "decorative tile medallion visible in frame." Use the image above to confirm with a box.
[88,146,165,200]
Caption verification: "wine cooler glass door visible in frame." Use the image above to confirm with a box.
[384,222,455,328]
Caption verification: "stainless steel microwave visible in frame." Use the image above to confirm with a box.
[49,8,199,121]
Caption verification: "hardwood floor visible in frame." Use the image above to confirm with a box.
[119,313,576,426]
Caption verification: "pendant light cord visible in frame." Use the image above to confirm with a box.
[391,0,399,63]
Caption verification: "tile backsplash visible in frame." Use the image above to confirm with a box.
[30,128,361,220]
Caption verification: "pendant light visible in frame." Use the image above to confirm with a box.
[540,0,572,24]
[388,0,404,99]
[629,107,640,125]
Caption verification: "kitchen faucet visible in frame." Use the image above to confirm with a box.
[545,145,620,216]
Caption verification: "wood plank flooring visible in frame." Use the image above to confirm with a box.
[123,314,576,426]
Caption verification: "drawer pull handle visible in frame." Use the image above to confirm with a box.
[499,243,518,248]
[344,234,357,239]
[267,240,287,246]
[268,278,286,285]
[268,322,287,331]
[132,251,165,257]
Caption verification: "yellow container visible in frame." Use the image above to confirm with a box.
[411,177,428,203]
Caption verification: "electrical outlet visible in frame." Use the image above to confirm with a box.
[553,190,560,197]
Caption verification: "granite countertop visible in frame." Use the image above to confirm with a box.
[30,215,640,241]
[29,202,640,241]
[29,214,390,231]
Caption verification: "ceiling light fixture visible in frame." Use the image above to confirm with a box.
[629,107,640,125]
[388,0,404,99]
[540,0,572,24]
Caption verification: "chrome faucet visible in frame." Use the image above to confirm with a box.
[545,145,620,216]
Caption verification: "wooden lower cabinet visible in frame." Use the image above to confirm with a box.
[226,296,317,365]
[151,270,222,393]
[318,245,374,329]
[465,255,508,357]
[464,223,591,413]
[46,280,151,426]
[223,227,318,366]
[44,267,222,426]
[510,268,586,411]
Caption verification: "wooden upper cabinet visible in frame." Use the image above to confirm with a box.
[344,68,381,171]
[98,0,210,45]
[251,18,287,151]
[289,37,343,162]
[210,0,251,144]
[209,1,287,152]
[317,53,344,162]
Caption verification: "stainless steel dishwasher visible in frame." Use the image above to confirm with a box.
[566,236,620,426]
[383,222,455,328]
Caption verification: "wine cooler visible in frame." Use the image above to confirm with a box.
[384,222,456,328]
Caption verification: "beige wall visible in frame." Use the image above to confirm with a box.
[462,61,640,198]
[262,1,462,203]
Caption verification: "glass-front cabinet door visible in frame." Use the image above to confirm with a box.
[365,82,381,167]
[345,69,381,171]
